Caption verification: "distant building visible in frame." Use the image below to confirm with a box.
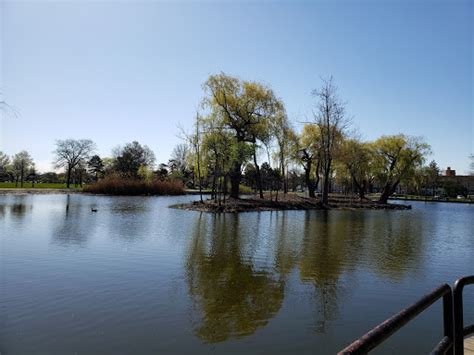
[439,166,474,195]
[444,167,456,176]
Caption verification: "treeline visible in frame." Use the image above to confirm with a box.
[0,151,38,187]
[179,73,435,204]
[1,73,469,200]
[0,140,188,195]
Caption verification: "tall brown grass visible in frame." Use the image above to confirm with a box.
[83,176,184,196]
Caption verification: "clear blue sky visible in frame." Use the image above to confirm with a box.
[1,0,472,173]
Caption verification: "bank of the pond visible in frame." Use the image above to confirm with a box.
[0,188,82,195]
[389,195,474,204]
[171,194,411,212]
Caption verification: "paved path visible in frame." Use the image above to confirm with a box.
[465,335,474,354]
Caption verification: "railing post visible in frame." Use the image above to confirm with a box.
[443,291,454,355]
[453,281,463,355]
[453,276,474,355]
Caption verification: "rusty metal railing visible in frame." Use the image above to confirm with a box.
[339,276,474,354]
[453,276,474,355]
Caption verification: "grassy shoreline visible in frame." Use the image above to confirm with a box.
[0,188,82,195]
[0,187,471,207]
[0,182,77,189]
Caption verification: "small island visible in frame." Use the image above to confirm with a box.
[171,194,411,213]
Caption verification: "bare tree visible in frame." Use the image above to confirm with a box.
[54,139,96,188]
[191,113,204,202]
[313,77,348,205]
[169,143,189,175]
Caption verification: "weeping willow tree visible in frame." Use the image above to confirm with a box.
[372,134,430,203]
[202,73,284,198]
[337,139,374,199]
[200,126,234,204]
[291,124,322,198]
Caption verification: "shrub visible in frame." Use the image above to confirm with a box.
[83,175,184,196]
[239,184,253,194]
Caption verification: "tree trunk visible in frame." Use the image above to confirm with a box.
[66,166,72,188]
[379,187,391,204]
[223,175,227,203]
[229,161,241,199]
[197,150,203,203]
[253,147,264,199]
[304,161,315,198]
[314,157,321,194]
[359,180,366,200]
[280,151,287,194]
[379,180,400,204]
[351,175,365,200]
[321,168,330,205]
[212,170,217,202]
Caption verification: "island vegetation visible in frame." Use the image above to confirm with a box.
[0,74,472,207]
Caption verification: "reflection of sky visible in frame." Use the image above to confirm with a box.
[1,195,473,354]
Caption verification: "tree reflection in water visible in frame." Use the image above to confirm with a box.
[366,211,425,280]
[51,194,97,247]
[299,211,355,333]
[186,213,285,343]
[5,196,33,220]
[186,209,426,342]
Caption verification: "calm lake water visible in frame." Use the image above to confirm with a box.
[1,194,473,354]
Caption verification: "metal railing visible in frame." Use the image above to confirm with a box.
[453,276,474,355]
[338,275,474,355]
[338,284,453,354]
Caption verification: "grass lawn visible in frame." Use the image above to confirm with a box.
[0,182,81,189]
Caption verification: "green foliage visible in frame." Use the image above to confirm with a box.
[0,151,10,172]
[87,155,104,180]
[137,165,153,182]
[238,184,253,194]
[12,151,34,187]
[202,73,284,197]
[260,162,282,192]
[440,181,468,198]
[337,139,374,198]
[113,141,155,177]
[372,134,431,202]
[290,124,322,197]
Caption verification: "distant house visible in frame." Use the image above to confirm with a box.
[444,167,456,177]
[439,166,474,196]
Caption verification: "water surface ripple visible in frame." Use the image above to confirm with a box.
[1,194,473,354]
